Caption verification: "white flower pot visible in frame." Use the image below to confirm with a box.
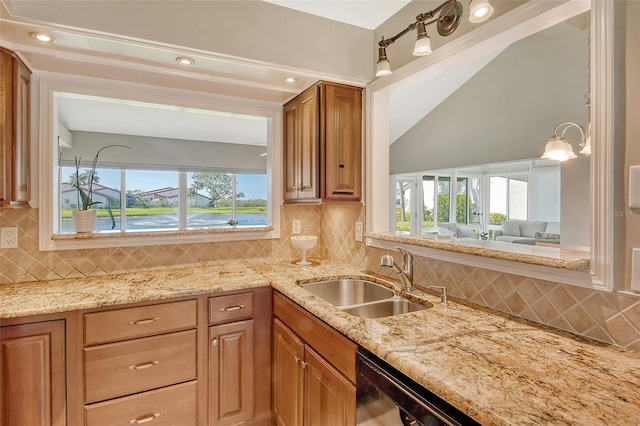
[73,210,97,233]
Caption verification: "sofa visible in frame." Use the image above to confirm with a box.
[434,222,480,239]
[493,220,561,245]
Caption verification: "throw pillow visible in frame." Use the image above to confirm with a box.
[535,232,560,240]
[520,221,547,238]
[501,220,521,236]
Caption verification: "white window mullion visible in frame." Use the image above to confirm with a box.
[120,170,127,232]
[232,174,237,221]
[179,172,188,229]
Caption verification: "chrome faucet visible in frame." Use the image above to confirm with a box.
[380,247,414,292]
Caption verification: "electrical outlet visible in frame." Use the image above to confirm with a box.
[632,248,640,292]
[355,222,363,242]
[1,227,18,249]
[292,220,301,235]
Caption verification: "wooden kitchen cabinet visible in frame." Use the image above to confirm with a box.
[283,81,362,203]
[0,47,31,208]
[0,320,66,426]
[272,292,356,426]
[208,288,272,426]
[82,299,198,426]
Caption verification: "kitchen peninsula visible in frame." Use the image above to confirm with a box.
[2,260,639,425]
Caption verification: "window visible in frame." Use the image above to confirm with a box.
[489,175,528,223]
[455,177,481,225]
[422,175,451,230]
[40,78,281,250]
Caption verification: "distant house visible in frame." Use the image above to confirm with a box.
[60,182,121,209]
[137,187,211,207]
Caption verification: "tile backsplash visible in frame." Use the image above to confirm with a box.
[2,204,639,351]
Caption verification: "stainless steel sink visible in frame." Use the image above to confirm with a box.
[299,279,394,307]
[343,298,426,319]
[299,279,428,318]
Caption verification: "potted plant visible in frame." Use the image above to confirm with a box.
[71,144,130,233]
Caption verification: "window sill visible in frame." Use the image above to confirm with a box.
[44,226,277,251]
[366,233,593,289]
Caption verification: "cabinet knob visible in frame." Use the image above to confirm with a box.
[301,361,308,369]
[212,338,218,346]
[129,413,160,424]
[294,356,300,364]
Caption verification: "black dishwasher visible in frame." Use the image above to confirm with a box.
[356,348,480,426]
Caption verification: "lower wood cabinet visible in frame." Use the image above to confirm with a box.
[84,381,196,426]
[272,292,356,426]
[207,287,272,426]
[209,320,254,426]
[0,320,66,426]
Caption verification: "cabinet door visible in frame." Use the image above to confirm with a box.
[283,85,319,202]
[303,346,356,426]
[272,318,304,426]
[323,84,362,201]
[297,85,319,200]
[0,321,66,426]
[209,320,254,426]
[283,98,300,201]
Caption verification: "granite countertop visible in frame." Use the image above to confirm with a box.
[1,260,638,425]
[367,232,591,271]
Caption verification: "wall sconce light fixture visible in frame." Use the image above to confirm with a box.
[541,122,590,162]
[375,0,494,77]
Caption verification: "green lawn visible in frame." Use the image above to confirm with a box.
[61,206,267,219]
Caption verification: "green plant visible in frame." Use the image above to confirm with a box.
[72,144,130,229]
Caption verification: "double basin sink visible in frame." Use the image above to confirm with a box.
[299,279,427,319]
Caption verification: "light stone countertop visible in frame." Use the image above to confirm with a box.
[1,260,638,425]
[367,232,591,271]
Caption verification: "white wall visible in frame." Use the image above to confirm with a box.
[530,165,560,222]
[389,27,588,173]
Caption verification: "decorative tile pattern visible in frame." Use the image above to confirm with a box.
[2,204,640,351]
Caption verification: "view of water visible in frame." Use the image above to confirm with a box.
[61,213,267,233]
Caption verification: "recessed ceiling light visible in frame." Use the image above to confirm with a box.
[30,32,55,43]
[284,77,297,84]
[176,56,195,66]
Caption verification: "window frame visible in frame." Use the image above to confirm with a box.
[38,74,282,251]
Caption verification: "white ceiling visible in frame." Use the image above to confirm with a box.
[262,0,411,30]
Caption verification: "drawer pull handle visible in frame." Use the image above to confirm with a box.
[129,413,160,424]
[129,317,160,325]
[220,305,245,312]
[129,360,160,370]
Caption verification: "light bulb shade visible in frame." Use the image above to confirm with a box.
[376,47,392,76]
[580,135,592,155]
[469,0,494,23]
[541,136,578,162]
[413,22,432,56]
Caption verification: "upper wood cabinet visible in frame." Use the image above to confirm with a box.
[283,81,362,203]
[0,47,31,208]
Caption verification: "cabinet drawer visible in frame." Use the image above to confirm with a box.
[84,299,197,345]
[85,381,196,426]
[84,329,196,403]
[209,292,253,324]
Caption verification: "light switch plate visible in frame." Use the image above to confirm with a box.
[630,166,640,208]
[355,222,363,242]
[632,248,640,292]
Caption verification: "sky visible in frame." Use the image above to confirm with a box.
[62,167,267,200]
